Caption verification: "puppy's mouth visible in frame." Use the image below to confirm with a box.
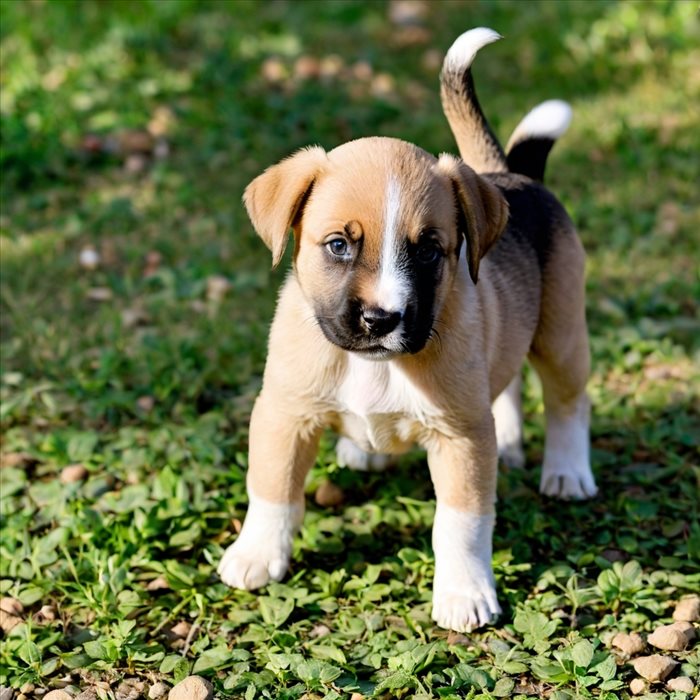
[315,312,431,358]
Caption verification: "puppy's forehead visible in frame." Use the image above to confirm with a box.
[307,137,451,240]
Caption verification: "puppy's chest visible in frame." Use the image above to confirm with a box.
[333,356,439,453]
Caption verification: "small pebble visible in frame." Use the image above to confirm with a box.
[146,576,170,592]
[675,620,697,641]
[86,287,113,302]
[79,246,100,270]
[351,60,373,81]
[169,620,191,639]
[115,679,144,700]
[612,631,645,655]
[350,694,365,700]
[294,56,321,80]
[148,107,175,138]
[148,682,169,699]
[121,306,149,328]
[674,595,700,622]
[668,676,695,694]
[319,55,344,79]
[206,275,231,303]
[0,688,13,700]
[0,451,34,469]
[60,464,88,484]
[0,609,22,633]
[0,597,23,616]
[124,153,148,174]
[309,623,331,638]
[648,621,695,651]
[143,251,163,278]
[19,685,34,695]
[75,690,98,700]
[136,396,155,412]
[34,605,57,623]
[389,0,428,26]
[44,691,72,700]
[629,678,646,695]
[631,654,678,682]
[261,57,287,83]
[314,480,345,508]
[167,675,213,700]
[118,130,154,154]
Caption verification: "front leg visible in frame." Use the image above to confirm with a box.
[218,393,321,590]
[427,415,501,632]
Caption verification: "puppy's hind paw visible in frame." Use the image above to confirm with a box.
[217,539,289,590]
[336,437,390,472]
[432,583,501,633]
[540,469,598,500]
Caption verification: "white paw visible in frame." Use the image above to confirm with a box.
[540,467,597,500]
[218,537,290,590]
[431,506,500,632]
[217,492,302,590]
[336,437,390,472]
[432,567,501,632]
[540,397,597,499]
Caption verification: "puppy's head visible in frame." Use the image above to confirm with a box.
[244,137,508,358]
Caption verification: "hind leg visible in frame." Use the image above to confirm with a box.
[493,374,525,468]
[529,233,597,499]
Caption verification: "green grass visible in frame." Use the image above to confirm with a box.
[1,1,699,698]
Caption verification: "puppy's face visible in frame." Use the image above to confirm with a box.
[295,141,461,358]
[244,137,508,359]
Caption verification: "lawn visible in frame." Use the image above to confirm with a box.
[1,1,698,698]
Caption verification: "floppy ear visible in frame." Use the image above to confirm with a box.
[243,146,327,267]
[435,153,509,284]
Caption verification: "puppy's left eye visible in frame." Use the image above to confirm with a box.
[416,242,442,264]
[326,238,349,257]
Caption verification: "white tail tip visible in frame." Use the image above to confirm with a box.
[444,27,502,72]
[509,99,573,145]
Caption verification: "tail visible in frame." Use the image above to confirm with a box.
[440,28,572,182]
[505,100,572,182]
[440,28,507,174]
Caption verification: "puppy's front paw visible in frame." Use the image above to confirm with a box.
[217,494,302,590]
[540,467,597,500]
[336,437,390,472]
[432,567,501,632]
[431,507,500,632]
[218,537,290,590]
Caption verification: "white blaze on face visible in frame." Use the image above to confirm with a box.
[376,177,409,314]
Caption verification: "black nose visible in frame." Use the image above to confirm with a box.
[361,306,402,336]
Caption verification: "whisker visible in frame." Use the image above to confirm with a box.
[428,326,444,353]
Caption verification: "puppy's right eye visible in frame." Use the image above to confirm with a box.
[326,238,349,257]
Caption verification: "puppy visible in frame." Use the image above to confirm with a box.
[218,27,597,633]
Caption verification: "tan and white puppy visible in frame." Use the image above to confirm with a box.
[218,27,597,633]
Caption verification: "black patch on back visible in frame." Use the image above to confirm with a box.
[506,137,555,183]
[484,172,573,272]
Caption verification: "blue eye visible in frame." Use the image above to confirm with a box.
[416,242,441,264]
[327,238,349,257]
